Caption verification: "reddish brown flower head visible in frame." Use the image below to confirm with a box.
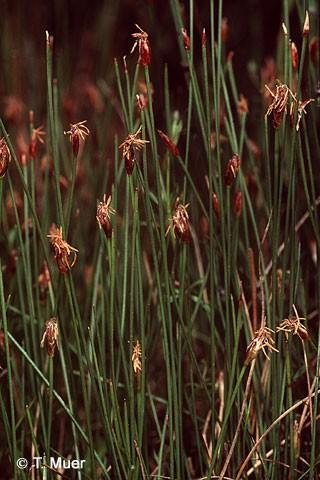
[131,25,151,67]
[64,120,90,157]
[181,28,191,51]
[212,192,220,219]
[225,154,241,186]
[29,125,46,159]
[157,129,180,157]
[0,138,11,178]
[119,126,149,175]
[96,194,116,238]
[166,198,191,243]
[290,42,299,71]
[234,191,243,217]
[265,82,296,128]
[47,224,78,274]
[38,261,51,302]
[132,339,142,375]
[237,94,249,115]
[41,317,59,358]
[303,11,309,37]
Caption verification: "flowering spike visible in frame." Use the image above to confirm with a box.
[119,126,149,175]
[224,154,241,186]
[96,194,116,238]
[132,340,142,375]
[131,25,151,67]
[0,138,11,178]
[290,42,299,71]
[265,82,297,128]
[237,94,249,115]
[157,129,180,157]
[47,224,78,274]
[64,120,90,157]
[212,192,220,219]
[277,305,310,341]
[166,198,191,243]
[245,326,278,365]
[41,317,59,357]
[181,28,190,51]
[29,125,46,159]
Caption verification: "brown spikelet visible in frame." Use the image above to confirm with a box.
[47,224,78,274]
[132,340,142,375]
[0,138,11,178]
[96,194,116,238]
[212,192,220,219]
[157,129,180,157]
[276,305,310,342]
[245,326,278,365]
[64,120,90,157]
[166,198,191,243]
[225,154,241,186]
[181,28,190,50]
[265,82,296,128]
[29,125,46,159]
[119,126,149,175]
[40,317,59,358]
[131,25,151,67]
[290,42,299,71]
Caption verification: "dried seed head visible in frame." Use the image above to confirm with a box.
[290,42,299,71]
[119,126,149,175]
[265,82,297,128]
[38,261,51,302]
[245,326,278,365]
[225,154,241,186]
[212,192,220,219]
[96,194,116,238]
[41,317,59,358]
[47,224,78,274]
[276,305,310,341]
[234,191,243,217]
[131,25,151,67]
[29,125,46,159]
[157,129,180,157]
[64,120,90,157]
[0,138,11,178]
[181,28,191,51]
[166,198,191,243]
[132,340,142,375]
